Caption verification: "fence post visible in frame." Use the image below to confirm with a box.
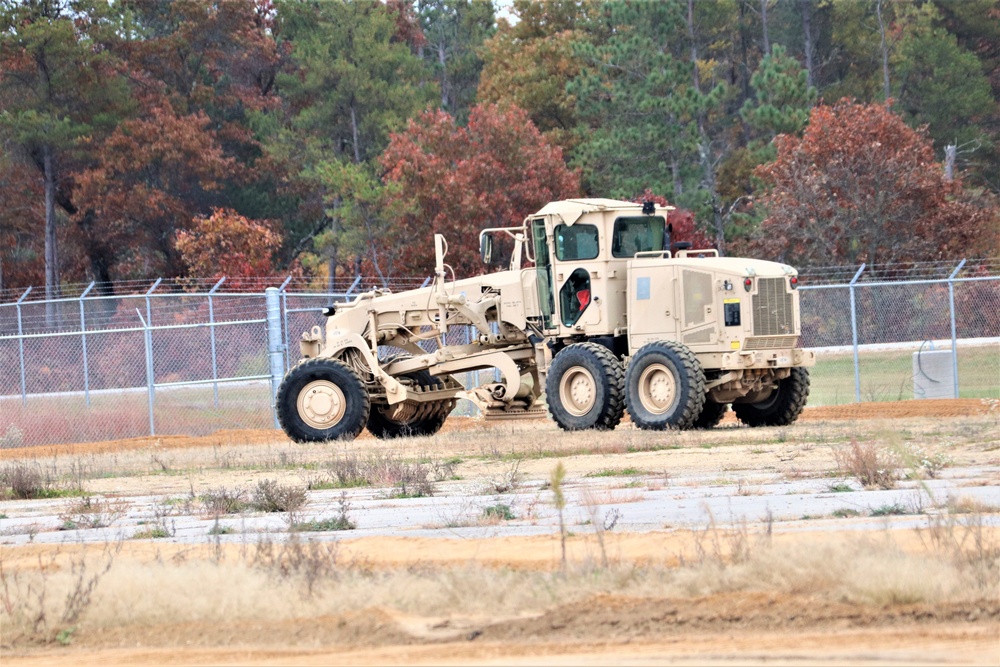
[278,275,293,371]
[143,279,161,435]
[16,287,31,406]
[345,275,362,296]
[79,282,95,407]
[849,264,866,403]
[208,277,226,408]
[265,287,284,429]
[948,259,966,399]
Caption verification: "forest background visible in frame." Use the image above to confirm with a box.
[1,0,998,302]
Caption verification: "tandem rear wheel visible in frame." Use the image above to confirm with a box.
[624,341,706,430]
[545,342,626,431]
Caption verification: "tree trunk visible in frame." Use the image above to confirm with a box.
[944,144,956,182]
[43,145,61,326]
[350,103,362,165]
[761,0,770,54]
[671,157,682,197]
[877,0,891,102]
[438,42,450,110]
[687,0,726,255]
[687,0,700,91]
[713,201,726,256]
[799,0,814,88]
[327,214,339,294]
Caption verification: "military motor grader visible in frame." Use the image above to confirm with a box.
[277,198,815,442]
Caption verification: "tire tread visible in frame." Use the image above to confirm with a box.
[732,367,810,427]
[546,342,626,431]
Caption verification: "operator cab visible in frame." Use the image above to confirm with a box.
[524,198,672,338]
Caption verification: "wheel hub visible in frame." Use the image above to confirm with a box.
[638,363,676,415]
[560,366,597,417]
[297,380,347,429]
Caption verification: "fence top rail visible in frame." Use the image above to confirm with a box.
[3,259,999,304]
[797,258,1000,285]
[0,316,268,341]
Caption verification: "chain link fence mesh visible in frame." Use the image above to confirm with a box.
[2,267,998,448]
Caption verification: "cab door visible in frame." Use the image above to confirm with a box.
[530,218,556,330]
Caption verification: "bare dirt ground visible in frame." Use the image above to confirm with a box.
[1,398,990,462]
[2,398,999,666]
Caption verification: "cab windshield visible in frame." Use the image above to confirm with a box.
[611,216,666,258]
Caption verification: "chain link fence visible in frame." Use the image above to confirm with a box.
[2,261,997,448]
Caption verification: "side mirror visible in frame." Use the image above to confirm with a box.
[480,234,493,264]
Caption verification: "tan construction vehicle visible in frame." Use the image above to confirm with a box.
[277,198,815,442]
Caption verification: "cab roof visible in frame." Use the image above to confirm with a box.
[532,198,673,225]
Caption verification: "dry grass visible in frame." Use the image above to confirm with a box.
[2,411,997,648]
[834,438,902,489]
[2,520,996,647]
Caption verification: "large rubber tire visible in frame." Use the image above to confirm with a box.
[625,341,706,430]
[277,358,370,443]
[545,342,625,431]
[732,367,810,427]
[693,400,728,429]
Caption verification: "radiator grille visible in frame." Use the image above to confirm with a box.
[744,335,799,350]
[752,278,794,336]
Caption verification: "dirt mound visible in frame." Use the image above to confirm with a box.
[797,398,992,421]
[23,593,1000,662]
[477,592,999,643]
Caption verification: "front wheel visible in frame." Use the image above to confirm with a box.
[732,367,810,427]
[625,341,706,430]
[545,342,625,431]
[277,358,370,442]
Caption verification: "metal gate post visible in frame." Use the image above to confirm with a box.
[849,264,866,403]
[79,282,95,406]
[208,277,225,408]
[16,287,31,406]
[278,275,293,371]
[265,287,285,429]
[143,279,161,435]
[948,259,966,398]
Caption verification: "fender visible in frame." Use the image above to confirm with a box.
[322,330,409,405]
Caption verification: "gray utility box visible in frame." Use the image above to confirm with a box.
[913,348,955,399]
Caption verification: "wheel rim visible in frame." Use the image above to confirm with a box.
[637,363,677,415]
[559,365,597,417]
[297,379,347,429]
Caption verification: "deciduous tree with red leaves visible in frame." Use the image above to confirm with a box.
[381,103,580,277]
[753,99,998,267]
[175,208,283,288]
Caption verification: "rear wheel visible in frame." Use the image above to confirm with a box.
[546,342,625,431]
[277,358,370,442]
[733,367,810,427]
[693,400,728,429]
[625,341,705,430]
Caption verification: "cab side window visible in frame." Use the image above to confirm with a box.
[554,224,599,261]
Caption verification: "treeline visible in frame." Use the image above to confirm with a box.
[1,0,998,299]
